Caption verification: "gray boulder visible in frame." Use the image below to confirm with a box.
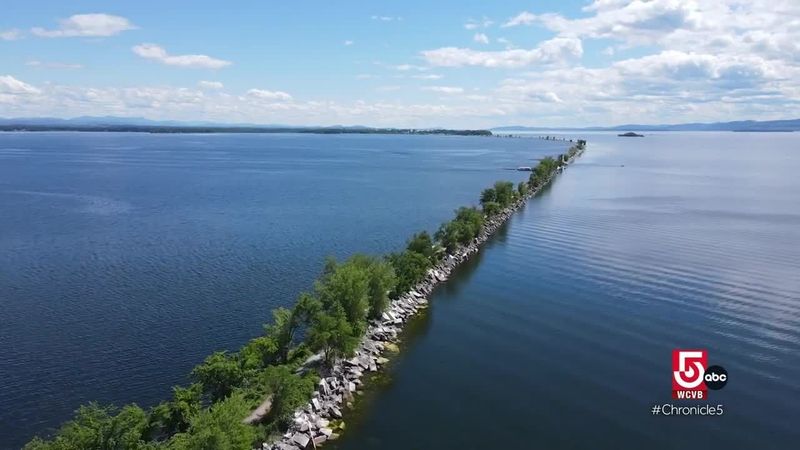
[291,433,310,448]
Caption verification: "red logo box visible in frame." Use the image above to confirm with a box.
[672,349,707,400]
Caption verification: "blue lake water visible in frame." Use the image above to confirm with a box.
[0,132,566,449]
[328,132,800,450]
[2,132,799,449]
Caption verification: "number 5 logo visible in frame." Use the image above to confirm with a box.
[673,350,707,389]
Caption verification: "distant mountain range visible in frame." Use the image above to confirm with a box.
[492,118,800,132]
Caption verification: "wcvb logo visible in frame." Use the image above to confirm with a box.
[672,349,728,400]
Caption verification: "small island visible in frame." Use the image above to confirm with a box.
[618,132,644,137]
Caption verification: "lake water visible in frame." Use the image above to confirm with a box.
[328,132,800,450]
[0,132,566,449]
[2,132,799,449]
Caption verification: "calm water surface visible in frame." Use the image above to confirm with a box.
[330,132,800,450]
[0,132,565,449]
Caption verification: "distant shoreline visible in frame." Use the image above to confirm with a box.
[3,125,796,135]
[491,117,800,132]
[731,129,795,133]
[0,125,491,136]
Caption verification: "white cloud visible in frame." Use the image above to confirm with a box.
[422,37,583,68]
[198,80,224,90]
[502,11,537,27]
[0,75,41,95]
[546,1,697,43]
[31,14,136,38]
[503,1,714,47]
[371,15,402,22]
[412,74,443,80]
[25,60,83,69]
[376,85,402,92]
[612,50,780,87]
[473,33,489,45]
[246,88,292,101]
[544,92,563,103]
[344,40,354,46]
[423,86,464,94]
[392,64,427,71]
[133,44,231,69]
[1,29,22,41]
[490,45,799,125]
[3,67,798,128]
[464,17,494,30]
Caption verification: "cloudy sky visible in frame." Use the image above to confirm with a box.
[1,0,799,127]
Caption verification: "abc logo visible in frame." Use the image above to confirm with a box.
[704,365,728,390]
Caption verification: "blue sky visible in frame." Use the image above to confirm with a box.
[1,1,798,127]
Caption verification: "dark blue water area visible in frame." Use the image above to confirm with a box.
[328,132,800,450]
[0,132,568,448]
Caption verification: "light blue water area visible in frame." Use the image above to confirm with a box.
[329,132,800,450]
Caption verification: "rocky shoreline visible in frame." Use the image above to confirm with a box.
[263,144,585,450]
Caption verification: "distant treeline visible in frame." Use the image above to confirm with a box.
[0,124,492,136]
[25,140,585,450]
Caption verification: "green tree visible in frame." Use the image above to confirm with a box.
[316,258,370,336]
[149,383,203,436]
[348,254,397,320]
[435,219,462,252]
[480,187,497,206]
[530,156,558,187]
[387,250,430,294]
[455,207,484,242]
[435,207,484,251]
[482,201,501,216]
[292,292,321,327]
[517,181,529,197]
[306,305,359,366]
[261,365,318,427]
[167,393,255,450]
[191,352,244,402]
[406,231,438,263]
[239,334,279,371]
[24,403,150,450]
[264,307,298,363]
[493,181,515,207]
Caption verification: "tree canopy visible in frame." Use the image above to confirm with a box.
[307,303,359,365]
[260,365,318,427]
[405,231,438,264]
[493,181,515,207]
[388,250,431,294]
[191,352,244,402]
[24,403,151,450]
[149,383,203,436]
[435,207,485,251]
[167,394,255,450]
